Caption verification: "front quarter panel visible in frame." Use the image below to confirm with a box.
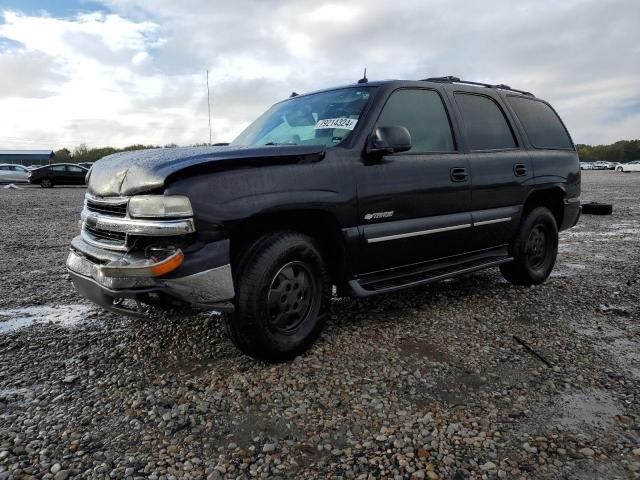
[164,150,357,236]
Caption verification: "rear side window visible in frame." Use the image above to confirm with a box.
[508,96,573,149]
[377,89,455,153]
[50,165,66,171]
[68,166,84,173]
[455,93,516,150]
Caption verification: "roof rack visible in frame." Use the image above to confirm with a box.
[421,76,534,97]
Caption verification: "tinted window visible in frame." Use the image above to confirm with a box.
[508,96,572,149]
[68,165,84,173]
[377,89,455,153]
[455,93,516,150]
[50,165,67,172]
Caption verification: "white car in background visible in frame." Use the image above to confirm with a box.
[0,164,30,183]
[593,161,609,170]
[616,161,640,172]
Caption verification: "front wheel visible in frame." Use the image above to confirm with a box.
[616,166,624,172]
[500,207,558,286]
[40,177,53,188]
[224,231,330,361]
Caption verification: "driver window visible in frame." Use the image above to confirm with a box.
[377,89,455,153]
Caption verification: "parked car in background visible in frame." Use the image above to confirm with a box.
[28,163,88,188]
[27,165,44,170]
[77,162,94,170]
[579,162,593,170]
[0,164,30,183]
[593,161,611,170]
[616,160,640,172]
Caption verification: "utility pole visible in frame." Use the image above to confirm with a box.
[206,69,212,145]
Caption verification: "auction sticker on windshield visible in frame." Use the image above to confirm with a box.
[315,118,358,130]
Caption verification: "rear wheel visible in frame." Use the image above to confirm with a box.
[500,207,558,286]
[40,177,53,188]
[224,231,330,361]
[616,166,624,172]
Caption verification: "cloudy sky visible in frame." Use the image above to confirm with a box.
[0,0,638,150]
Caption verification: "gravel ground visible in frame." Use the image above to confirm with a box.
[1,172,639,480]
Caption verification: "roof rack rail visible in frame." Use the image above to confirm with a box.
[421,76,534,97]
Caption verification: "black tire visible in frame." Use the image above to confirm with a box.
[40,177,53,188]
[224,231,330,361]
[581,202,613,215]
[500,207,558,286]
[616,166,624,172]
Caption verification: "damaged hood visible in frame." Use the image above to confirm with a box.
[87,144,326,197]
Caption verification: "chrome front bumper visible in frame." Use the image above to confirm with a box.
[66,236,235,316]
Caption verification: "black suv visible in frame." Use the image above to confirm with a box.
[67,76,580,360]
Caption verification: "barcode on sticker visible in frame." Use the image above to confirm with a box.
[315,118,358,130]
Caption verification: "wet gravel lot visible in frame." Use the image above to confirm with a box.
[1,171,639,479]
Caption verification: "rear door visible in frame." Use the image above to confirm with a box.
[67,165,87,184]
[354,87,472,273]
[504,95,579,201]
[450,91,532,251]
[13,165,29,182]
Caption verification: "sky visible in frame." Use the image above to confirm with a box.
[0,0,638,150]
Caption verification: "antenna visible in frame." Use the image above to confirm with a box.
[357,68,368,84]
[206,69,212,145]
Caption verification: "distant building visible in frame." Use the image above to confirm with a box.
[0,150,55,167]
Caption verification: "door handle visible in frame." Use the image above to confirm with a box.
[514,164,527,176]
[450,167,468,182]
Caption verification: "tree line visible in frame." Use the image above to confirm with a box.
[576,140,640,163]
[53,139,640,164]
[54,143,181,164]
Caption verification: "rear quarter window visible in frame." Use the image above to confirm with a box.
[507,96,573,149]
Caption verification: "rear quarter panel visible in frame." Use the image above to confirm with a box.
[530,149,581,200]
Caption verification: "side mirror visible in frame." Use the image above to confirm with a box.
[367,125,412,156]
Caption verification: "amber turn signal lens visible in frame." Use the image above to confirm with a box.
[150,250,184,277]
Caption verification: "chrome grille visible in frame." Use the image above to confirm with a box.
[83,224,126,248]
[86,198,128,217]
[80,193,196,251]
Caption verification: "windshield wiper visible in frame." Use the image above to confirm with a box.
[263,142,297,146]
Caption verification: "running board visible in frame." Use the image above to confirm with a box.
[349,248,513,297]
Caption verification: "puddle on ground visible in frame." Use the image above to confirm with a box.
[0,387,30,398]
[551,390,622,429]
[575,319,640,380]
[399,337,451,363]
[551,261,590,277]
[0,304,95,333]
[563,220,640,239]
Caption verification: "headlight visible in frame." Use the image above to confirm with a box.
[128,195,193,218]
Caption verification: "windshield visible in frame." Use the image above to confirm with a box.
[232,87,374,148]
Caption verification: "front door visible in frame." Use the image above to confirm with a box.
[354,88,472,273]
